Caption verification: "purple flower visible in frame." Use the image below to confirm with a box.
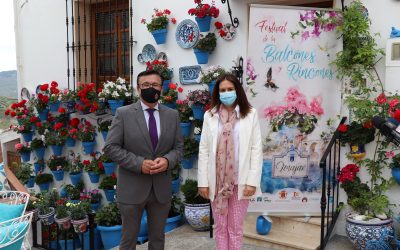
[301,31,310,40]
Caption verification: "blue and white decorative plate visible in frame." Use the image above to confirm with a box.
[175,19,200,49]
[179,65,202,84]
[142,44,156,62]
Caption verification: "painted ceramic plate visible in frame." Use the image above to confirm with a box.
[157,52,167,61]
[137,53,144,63]
[179,65,202,84]
[142,44,156,62]
[175,19,200,49]
[221,23,237,41]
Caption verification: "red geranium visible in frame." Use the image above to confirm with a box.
[188,0,219,18]
[338,124,348,133]
[376,93,387,105]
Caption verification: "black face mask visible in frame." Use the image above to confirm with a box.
[140,87,161,103]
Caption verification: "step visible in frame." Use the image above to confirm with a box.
[243,214,321,250]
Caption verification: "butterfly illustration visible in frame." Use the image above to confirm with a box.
[318,43,337,58]
[264,67,279,91]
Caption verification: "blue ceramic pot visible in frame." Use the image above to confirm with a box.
[103,162,116,176]
[38,109,49,121]
[70,172,82,186]
[66,137,76,147]
[180,122,192,137]
[88,172,100,183]
[195,16,212,32]
[52,170,65,181]
[97,225,122,250]
[192,104,205,120]
[51,144,64,156]
[49,100,61,112]
[104,189,116,202]
[82,141,96,155]
[256,215,272,235]
[20,152,31,162]
[151,28,168,45]
[181,157,194,170]
[193,48,209,64]
[108,99,124,116]
[34,147,46,160]
[22,132,34,142]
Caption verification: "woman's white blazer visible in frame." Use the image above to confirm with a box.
[197,107,263,201]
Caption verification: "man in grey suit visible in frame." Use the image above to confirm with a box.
[104,70,183,250]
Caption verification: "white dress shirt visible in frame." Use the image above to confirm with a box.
[218,106,240,182]
[140,101,161,139]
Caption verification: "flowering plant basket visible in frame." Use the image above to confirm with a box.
[11,124,32,134]
[35,173,54,185]
[14,143,31,154]
[48,155,69,171]
[198,65,226,84]
[187,89,211,106]
[95,202,122,226]
[98,77,132,101]
[188,0,219,18]
[80,189,102,204]
[99,174,117,190]
[160,83,183,104]
[60,89,76,102]
[264,87,324,134]
[4,99,35,122]
[14,162,34,184]
[75,82,99,113]
[76,120,96,142]
[183,137,199,158]
[338,121,375,145]
[83,158,105,175]
[67,201,90,221]
[141,9,176,32]
[30,138,46,150]
[69,156,84,174]
[146,60,173,80]
[194,33,217,53]
[97,119,112,132]
[44,123,68,145]
[176,99,193,123]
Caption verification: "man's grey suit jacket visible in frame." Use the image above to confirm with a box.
[104,101,183,204]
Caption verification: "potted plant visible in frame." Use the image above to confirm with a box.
[67,201,90,234]
[197,65,226,94]
[60,88,76,113]
[12,123,33,142]
[64,184,82,202]
[76,120,97,154]
[54,198,71,230]
[176,99,193,137]
[30,137,46,160]
[188,0,219,32]
[180,179,210,231]
[44,123,68,156]
[33,83,51,120]
[26,192,39,222]
[99,174,117,202]
[35,173,53,192]
[75,82,99,114]
[68,156,84,186]
[36,193,56,225]
[98,77,132,116]
[187,89,211,120]
[160,83,183,109]
[95,202,122,250]
[80,189,102,212]
[14,142,31,162]
[100,152,116,176]
[66,117,80,147]
[193,119,203,143]
[47,155,68,181]
[14,162,34,188]
[146,59,173,91]
[193,32,217,64]
[182,138,199,170]
[141,8,176,44]
[97,119,112,141]
[83,158,104,184]
[338,121,375,159]
[165,194,183,233]
[171,162,181,194]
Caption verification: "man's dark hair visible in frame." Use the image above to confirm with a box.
[136,70,163,86]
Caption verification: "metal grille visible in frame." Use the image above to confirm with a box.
[65,0,133,90]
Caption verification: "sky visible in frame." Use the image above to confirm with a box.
[0,1,16,71]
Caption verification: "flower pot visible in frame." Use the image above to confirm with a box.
[38,109,49,121]
[194,134,201,143]
[208,80,216,95]
[184,203,210,231]
[59,238,81,250]
[195,16,212,32]
[22,132,34,142]
[51,144,64,156]
[20,151,31,162]
[181,157,194,169]
[26,176,35,188]
[171,178,180,194]
[49,100,61,112]
[108,99,124,116]
[194,48,209,64]
[101,131,108,141]
[63,100,76,113]
[163,79,171,92]
[91,202,100,212]
[66,137,76,147]
[60,187,68,198]
[345,215,394,250]
[103,162,116,176]
[38,182,50,192]
[180,122,192,137]
[163,102,177,109]
[52,170,65,181]
[82,141,96,155]
[391,167,400,185]
[164,214,182,233]
[104,189,116,202]
[256,215,272,235]
[70,172,82,186]
[349,144,366,160]
[55,215,71,230]
[71,215,89,234]
[38,207,56,226]
[34,162,44,174]
[34,147,46,160]
[151,28,168,45]
[192,104,205,120]
[83,228,102,250]
[97,225,122,250]
[88,171,100,183]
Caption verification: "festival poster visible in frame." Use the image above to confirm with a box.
[246,5,342,215]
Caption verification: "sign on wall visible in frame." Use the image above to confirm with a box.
[246,5,342,215]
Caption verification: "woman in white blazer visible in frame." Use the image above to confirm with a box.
[198,74,263,250]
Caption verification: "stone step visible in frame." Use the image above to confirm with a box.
[243,214,322,250]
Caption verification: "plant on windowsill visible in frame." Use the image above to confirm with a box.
[141,9,177,44]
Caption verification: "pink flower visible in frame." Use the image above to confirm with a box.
[389,99,399,108]
[376,93,387,105]
[15,143,23,150]
[309,97,324,115]
[385,151,395,158]
[301,31,310,40]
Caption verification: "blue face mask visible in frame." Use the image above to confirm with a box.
[219,91,237,106]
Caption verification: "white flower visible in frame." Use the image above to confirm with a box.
[189,116,194,121]
[194,127,201,134]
